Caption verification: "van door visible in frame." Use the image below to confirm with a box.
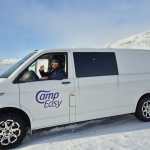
[17,52,76,129]
[73,52,119,121]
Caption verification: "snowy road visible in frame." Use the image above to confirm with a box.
[15,114,150,150]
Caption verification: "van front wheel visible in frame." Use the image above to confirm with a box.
[0,112,27,149]
[136,95,150,121]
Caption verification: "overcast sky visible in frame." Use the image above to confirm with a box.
[0,0,150,58]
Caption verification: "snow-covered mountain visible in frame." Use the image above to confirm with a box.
[109,31,150,49]
[1,31,150,67]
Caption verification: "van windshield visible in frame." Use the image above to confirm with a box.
[0,52,36,78]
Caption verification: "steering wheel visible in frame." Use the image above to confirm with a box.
[20,70,39,82]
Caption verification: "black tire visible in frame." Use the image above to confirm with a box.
[0,112,28,149]
[135,95,150,122]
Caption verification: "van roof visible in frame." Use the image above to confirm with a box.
[35,48,150,54]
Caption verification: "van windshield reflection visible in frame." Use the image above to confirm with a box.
[0,52,36,78]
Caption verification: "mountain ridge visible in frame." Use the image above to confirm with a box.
[1,31,150,66]
[109,31,150,49]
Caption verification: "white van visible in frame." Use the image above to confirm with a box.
[0,48,150,148]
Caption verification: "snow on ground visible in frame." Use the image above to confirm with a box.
[15,114,150,150]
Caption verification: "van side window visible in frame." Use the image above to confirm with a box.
[73,52,118,77]
[15,52,68,83]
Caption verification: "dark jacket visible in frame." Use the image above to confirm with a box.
[40,68,65,80]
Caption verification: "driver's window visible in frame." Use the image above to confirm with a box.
[17,52,68,83]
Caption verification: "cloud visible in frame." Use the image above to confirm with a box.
[1,0,150,57]
[8,0,126,48]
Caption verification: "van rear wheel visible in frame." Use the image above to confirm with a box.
[135,95,150,122]
[0,112,27,149]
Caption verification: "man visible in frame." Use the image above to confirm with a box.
[39,59,66,80]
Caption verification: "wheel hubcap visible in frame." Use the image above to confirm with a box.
[0,120,21,146]
[142,100,150,119]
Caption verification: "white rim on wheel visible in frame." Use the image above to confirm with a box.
[0,120,21,146]
[142,100,150,119]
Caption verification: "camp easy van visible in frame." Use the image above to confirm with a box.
[0,48,150,148]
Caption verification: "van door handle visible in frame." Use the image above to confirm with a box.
[62,81,71,85]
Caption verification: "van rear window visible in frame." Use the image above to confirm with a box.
[73,52,118,77]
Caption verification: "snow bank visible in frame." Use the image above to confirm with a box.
[15,115,150,150]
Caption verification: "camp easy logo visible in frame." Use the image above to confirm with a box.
[36,90,62,108]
